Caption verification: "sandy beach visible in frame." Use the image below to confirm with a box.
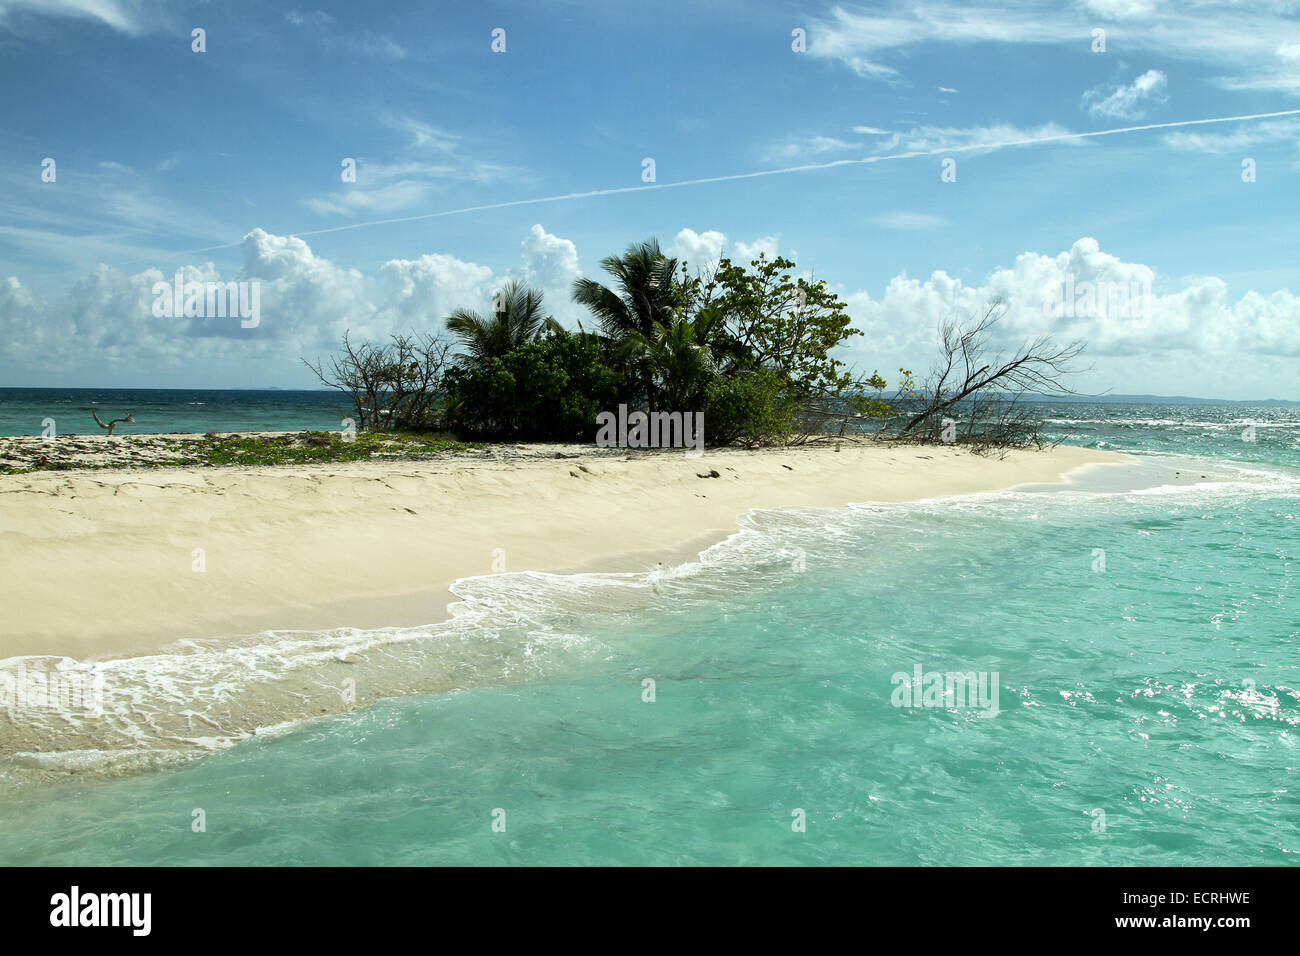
[1,437,1126,661]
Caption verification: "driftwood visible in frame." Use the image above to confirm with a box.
[304,330,453,432]
[91,410,134,436]
[895,301,1086,448]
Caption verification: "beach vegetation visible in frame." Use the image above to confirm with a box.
[0,431,478,475]
[443,329,620,441]
[299,245,1084,451]
[571,239,683,341]
[303,331,453,432]
[891,300,1087,450]
[688,252,890,441]
[445,279,557,368]
[195,430,472,466]
[702,367,798,448]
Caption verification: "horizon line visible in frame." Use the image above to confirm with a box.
[3,385,1298,405]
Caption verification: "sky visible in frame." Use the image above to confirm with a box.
[0,0,1297,398]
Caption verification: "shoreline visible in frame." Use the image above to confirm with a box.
[1,441,1129,661]
[0,440,1138,782]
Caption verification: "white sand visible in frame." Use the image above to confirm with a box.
[0,441,1127,660]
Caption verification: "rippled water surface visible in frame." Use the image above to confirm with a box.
[1,402,1298,864]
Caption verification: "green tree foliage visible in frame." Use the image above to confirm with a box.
[309,238,915,448]
[570,238,683,340]
[445,279,554,368]
[703,368,797,448]
[443,330,620,441]
[616,311,719,410]
[692,253,888,419]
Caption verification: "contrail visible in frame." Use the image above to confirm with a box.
[46,107,1300,270]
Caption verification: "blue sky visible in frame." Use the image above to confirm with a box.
[1,0,1298,397]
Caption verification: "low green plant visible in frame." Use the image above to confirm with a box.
[703,368,797,447]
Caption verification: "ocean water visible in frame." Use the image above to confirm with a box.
[0,399,1298,865]
[0,387,346,437]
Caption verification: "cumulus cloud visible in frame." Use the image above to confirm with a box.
[376,252,495,332]
[521,223,580,291]
[1082,70,1168,120]
[237,228,374,344]
[670,228,727,273]
[4,231,1297,397]
[734,236,780,262]
[841,238,1300,386]
[0,225,588,384]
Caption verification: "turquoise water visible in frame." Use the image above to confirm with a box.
[0,387,344,437]
[0,404,1298,865]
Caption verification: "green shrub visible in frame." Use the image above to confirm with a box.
[704,368,796,447]
[443,331,621,441]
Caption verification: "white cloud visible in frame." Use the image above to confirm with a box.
[734,236,780,262]
[283,8,407,59]
[521,223,580,290]
[382,116,461,152]
[768,135,862,159]
[376,252,495,331]
[808,3,1300,94]
[1082,70,1168,120]
[237,228,374,345]
[298,118,514,219]
[5,232,1298,397]
[842,238,1300,378]
[303,159,511,217]
[762,121,1090,174]
[304,180,436,218]
[1082,0,1161,19]
[0,227,547,384]
[891,122,1085,155]
[670,228,727,273]
[1163,117,1300,153]
[0,0,152,34]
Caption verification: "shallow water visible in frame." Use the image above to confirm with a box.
[1,401,1298,864]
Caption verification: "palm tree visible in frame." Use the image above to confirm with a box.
[571,239,682,340]
[619,312,719,410]
[445,280,553,366]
